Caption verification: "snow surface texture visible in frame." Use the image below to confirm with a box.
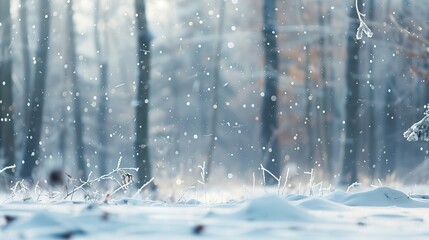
[2,187,429,239]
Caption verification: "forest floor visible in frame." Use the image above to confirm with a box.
[1,185,429,239]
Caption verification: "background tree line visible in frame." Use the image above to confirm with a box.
[1,0,428,191]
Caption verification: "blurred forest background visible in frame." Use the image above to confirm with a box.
[1,0,429,191]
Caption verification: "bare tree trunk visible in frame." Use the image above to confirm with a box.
[20,0,31,126]
[318,0,334,177]
[0,0,15,176]
[94,0,109,176]
[66,0,87,180]
[58,101,67,168]
[168,5,181,172]
[380,77,396,178]
[134,0,152,185]
[303,44,314,170]
[341,2,361,185]
[324,2,342,175]
[20,0,51,180]
[205,0,226,182]
[298,0,315,171]
[261,0,281,184]
[367,0,377,179]
[378,0,409,179]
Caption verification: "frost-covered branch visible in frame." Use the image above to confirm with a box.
[197,161,206,186]
[63,157,138,200]
[304,169,315,196]
[0,164,16,174]
[280,168,290,196]
[355,0,373,40]
[260,164,289,196]
[346,182,361,192]
[404,105,429,142]
[132,177,154,198]
[2,180,30,203]
[198,161,208,203]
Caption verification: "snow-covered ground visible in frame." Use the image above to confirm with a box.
[2,186,429,239]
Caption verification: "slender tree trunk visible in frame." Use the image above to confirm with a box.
[298,0,314,171]
[205,0,226,182]
[97,64,108,174]
[58,101,67,168]
[189,4,208,136]
[20,0,31,126]
[341,3,361,185]
[94,0,109,176]
[0,0,15,176]
[367,0,377,179]
[378,0,409,179]
[380,77,396,178]
[20,0,51,180]
[66,0,87,180]
[134,0,152,185]
[168,2,181,173]
[318,0,334,177]
[326,2,342,173]
[303,44,314,170]
[261,0,281,184]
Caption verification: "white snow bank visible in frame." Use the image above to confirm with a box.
[2,187,429,239]
[296,198,350,211]
[113,198,165,206]
[285,194,308,201]
[214,195,314,222]
[328,187,429,208]
[5,211,85,239]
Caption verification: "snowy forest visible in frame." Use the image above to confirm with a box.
[1,0,429,192]
[4,0,429,239]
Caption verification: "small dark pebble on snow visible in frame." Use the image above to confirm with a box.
[101,211,110,221]
[84,203,99,211]
[4,215,17,224]
[193,224,205,235]
[53,229,86,239]
[289,226,302,231]
[357,221,366,226]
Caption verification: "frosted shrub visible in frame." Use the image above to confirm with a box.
[404,105,429,142]
[355,0,373,40]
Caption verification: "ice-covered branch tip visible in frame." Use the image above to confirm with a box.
[404,109,429,141]
[355,0,373,40]
[0,164,16,174]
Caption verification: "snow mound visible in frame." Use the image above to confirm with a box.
[6,212,85,238]
[113,198,165,206]
[329,187,429,208]
[326,190,349,202]
[296,198,350,211]
[176,199,202,205]
[226,195,314,221]
[285,194,308,201]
